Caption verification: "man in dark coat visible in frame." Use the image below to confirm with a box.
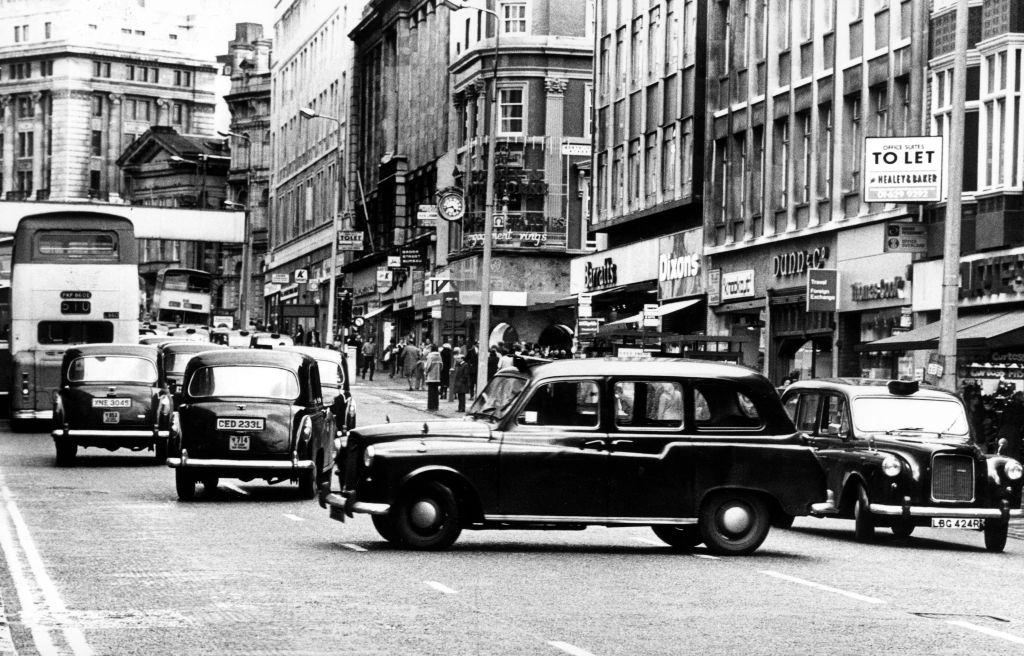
[997,391,1024,459]
[440,343,452,398]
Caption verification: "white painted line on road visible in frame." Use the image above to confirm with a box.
[0,484,94,655]
[425,581,457,595]
[0,494,56,655]
[341,543,367,552]
[548,640,598,656]
[692,554,720,560]
[282,513,305,522]
[760,570,885,605]
[222,482,249,496]
[947,620,1024,646]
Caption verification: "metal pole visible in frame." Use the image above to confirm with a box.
[238,136,253,329]
[326,117,342,348]
[938,0,968,391]
[475,14,500,397]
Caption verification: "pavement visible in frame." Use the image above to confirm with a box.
[348,370,467,420]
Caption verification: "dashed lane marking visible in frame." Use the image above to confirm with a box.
[548,640,598,656]
[0,484,94,655]
[282,513,304,522]
[692,554,721,560]
[425,581,457,595]
[341,543,367,552]
[947,620,1024,646]
[222,483,249,496]
[760,570,885,605]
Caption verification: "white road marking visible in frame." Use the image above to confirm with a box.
[341,543,367,552]
[947,620,1024,645]
[0,494,57,655]
[222,482,249,496]
[760,570,885,605]
[425,581,457,595]
[0,485,94,655]
[692,554,720,560]
[548,640,598,656]
[282,513,305,522]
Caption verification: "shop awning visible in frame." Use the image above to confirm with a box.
[861,312,1024,352]
[602,298,702,327]
[362,304,390,319]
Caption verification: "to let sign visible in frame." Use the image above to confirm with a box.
[337,231,364,251]
[806,269,838,312]
[864,136,943,202]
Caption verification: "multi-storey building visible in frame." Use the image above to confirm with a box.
[266,0,361,340]
[347,0,593,352]
[0,0,218,202]
[585,0,709,357]
[220,22,274,328]
[702,0,929,384]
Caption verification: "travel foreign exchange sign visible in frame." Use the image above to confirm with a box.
[863,136,943,203]
[807,268,838,312]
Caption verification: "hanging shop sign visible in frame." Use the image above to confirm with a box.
[773,246,830,278]
[337,231,364,251]
[657,228,703,300]
[293,269,308,283]
[376,267,393,289]
[863,136,943,202]
[417,204,439,228]
[851,276,907,302]
[883,222,927,253]
[400,247,427,268]
[270,273,290,284]
[583,257,618,291]
[387,255,402,269]
[807,269,839,312]
[577,318,603,337]
[707,269,722,306]
[721,270,755,302]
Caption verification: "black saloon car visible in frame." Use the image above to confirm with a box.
[277,345,356,434]
[166,349,335,500]
[780,379,1024,551]
[51,344,171,465]
[321,358,829,555]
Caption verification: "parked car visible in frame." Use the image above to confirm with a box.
[157,341,229,407]
[166,349,335,500]
[51,344,172,465]
[166,326,209,342]
[250,332,294,349]
[211,328,254,348]
[139,335,179,347]
[277,345,356,434]
[780,378,1024,552]
[321,357,829,555]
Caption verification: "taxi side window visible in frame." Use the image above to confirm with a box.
[821,394,850,436]
[308,366,322,405]
[783,395,799,422]
[795,393,821,433]
[614,381,683,429]
[519,380,600,428]
[692,382,762,430]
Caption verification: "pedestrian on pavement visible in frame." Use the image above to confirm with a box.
[414,346,426,391]
[440,342,452,399]
[466,342,479,396]
[451,349,471,412]
[382,340,395,378]
[360,338,377,380]
[996,391,1024,459]
[401,340,421,391]
[425,344,443,411]
[293,324,305,345]
[497,345,515,371]
[487,346,500,380]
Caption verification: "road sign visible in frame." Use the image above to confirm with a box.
[643,304,659,328]
[883,222,927,253]
[577,318,603,337]
[864,136,943,202]
[417,204,439,228]
[294,269,308,283]
[337,230,364,250]
[561,143,592,157]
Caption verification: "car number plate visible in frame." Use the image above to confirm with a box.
[229,435,250,451]
[92,398,131,408]
[102,411,120,424]
[216,418,264,431]
[931,517,984,529]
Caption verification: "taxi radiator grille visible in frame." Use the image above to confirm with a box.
[931,454,974,502]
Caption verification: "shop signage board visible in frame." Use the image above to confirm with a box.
[806,268,839,312]
[376,267,392,288]
[306,281,318,292]
[643,304,659,328]
[561,143,592,156]
[417,204,439,228]
[400,247,427,268]
[708,269,722,306]
[569,240,659,294]
[387,255,402,269]
[578,292,593,318]
[720,270,755,302]
[337,231,364,251]
[577,318,603,337]
[883,222,927,253]
[773,246,830,279]
[864,136,943,202]
[658,228,703,300]
[212,315,234,329]
[270,273,289,284]
[294,269,308,283]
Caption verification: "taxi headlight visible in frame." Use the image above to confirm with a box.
[881,455,902,477]
[1005,459,1023,481]
[363,445,375,468]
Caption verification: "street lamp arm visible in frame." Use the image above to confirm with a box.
[443,0,497,19]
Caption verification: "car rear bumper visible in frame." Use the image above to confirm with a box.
[51,429,169,439]
[16,410,53,420]
[869,502,1024,519]
[167,449,314,471]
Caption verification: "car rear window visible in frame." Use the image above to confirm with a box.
[165,353,198,376]
[68,356,157,384]
[692,381,762,430]
[187,365,300,400]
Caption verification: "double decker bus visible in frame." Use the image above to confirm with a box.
[151,267,213,326]
[10,213,140,429]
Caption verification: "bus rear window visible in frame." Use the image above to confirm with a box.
[37,321,114,345]
[35,232,118,260]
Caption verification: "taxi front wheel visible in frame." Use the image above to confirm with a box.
[984,518,1008,553]
[394,480,462,550]
[175,469,197,501]
[698,491,770,556]
[651,525,703,549]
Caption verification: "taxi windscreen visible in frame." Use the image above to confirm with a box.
[187,365,300,400]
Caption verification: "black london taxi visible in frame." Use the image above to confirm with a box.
[166,349,335,500]
[157,341,229,406]
[321,357,830,555]
[51,344,172,465]
[780,379,1024,552]
[277,345,356,434]
[250,332,294,349]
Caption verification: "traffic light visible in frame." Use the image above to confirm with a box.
[339,290,353,325]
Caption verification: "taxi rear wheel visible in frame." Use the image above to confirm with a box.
[698,491,770,556]
[297,456,321,500]
[154,439,168,463]
[54,441,77,467]
[175,470,197,501]
[651,525,703,549]
[201,477,219,493]
[394,480,462,550]
[853,485,875,542]
[984,518,1008,553]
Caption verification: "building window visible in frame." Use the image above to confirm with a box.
[127,65,135,81]
[648,7,662,79]
[10,63,30,80]
[16,97,33,118]
[17,132,33,158]
[843,95,862,192]
[40,60,53,77]
[773,118,789,208]
[611,146,624,211]
[44,22,51,39]
[798,112,812,203]
[14,25,28,43]
[92,95,103,117]
[172,103,183,124]
[89,170,101,193]
[817,103,833,198]
[645,133,658,202]
[630,17,643,88]
[661,124,676,195]
[93,61,111,78]
[501,2,527,34]
[628,138,641,205]
[173,70,191,87]
[498,87,524,135]
[872,85,888,136]
[91,131,102,156]
[169,33,178,40]
[17,171,32,193]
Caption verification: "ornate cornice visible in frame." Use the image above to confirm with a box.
[545,77,568,95]
[109,93,124,105]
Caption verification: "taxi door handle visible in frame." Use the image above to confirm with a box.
[611,439,634,446]
[581,439,605,449]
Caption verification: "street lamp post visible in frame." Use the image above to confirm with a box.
[219,130,253,330]
[445,0,501,396]
[299,107,344,347]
